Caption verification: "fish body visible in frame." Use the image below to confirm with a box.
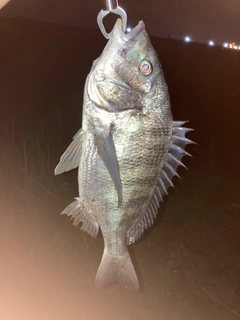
[55,19,194,291]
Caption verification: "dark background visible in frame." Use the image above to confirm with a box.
[0,16,239,320]
[1,0,240,44]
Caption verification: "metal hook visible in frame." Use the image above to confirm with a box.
[103,0,118,11]
[97,0,127,39]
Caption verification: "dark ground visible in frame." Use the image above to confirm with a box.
[0,18,239,320]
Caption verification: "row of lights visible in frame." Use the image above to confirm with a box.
[184,36,240,49]
[126,29,240,50]
[184,36,215,46]
[223,42,240,50]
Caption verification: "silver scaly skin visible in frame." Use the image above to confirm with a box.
[55,19,194,291]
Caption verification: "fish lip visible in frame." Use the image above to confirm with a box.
[115,19,145,41]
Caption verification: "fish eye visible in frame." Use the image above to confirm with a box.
[139,60,153,76]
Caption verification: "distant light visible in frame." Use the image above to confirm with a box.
[209,40,215,46]
[184,36,191,42]
[239,46,240,50]
[232,43,237,49]
[228,42,238,50]
[126,27,132,33]
[223,43,228,48]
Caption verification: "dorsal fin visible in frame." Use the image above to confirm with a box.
[126,121,195,245]
[55,129,83,175]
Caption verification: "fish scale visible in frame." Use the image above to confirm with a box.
[55,19,195,291]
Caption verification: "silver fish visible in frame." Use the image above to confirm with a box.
[55,19,194,291]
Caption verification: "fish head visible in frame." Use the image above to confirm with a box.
[87,19,168,112]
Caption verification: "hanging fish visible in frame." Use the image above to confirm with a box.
[55,19,194,291]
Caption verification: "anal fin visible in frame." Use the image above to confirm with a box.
[61,198,99,238]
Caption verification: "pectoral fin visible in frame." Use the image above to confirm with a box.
[94,125,122,207]
[54,129,83,175]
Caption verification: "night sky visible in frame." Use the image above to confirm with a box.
[0,0,240,45]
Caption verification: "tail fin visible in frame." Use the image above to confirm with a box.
[95,248,139,291]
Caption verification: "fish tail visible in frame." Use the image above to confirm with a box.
[95,248,139,291]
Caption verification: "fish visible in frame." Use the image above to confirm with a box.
[55,18,194,291]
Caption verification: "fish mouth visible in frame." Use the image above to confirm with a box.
[115,18,145,41]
